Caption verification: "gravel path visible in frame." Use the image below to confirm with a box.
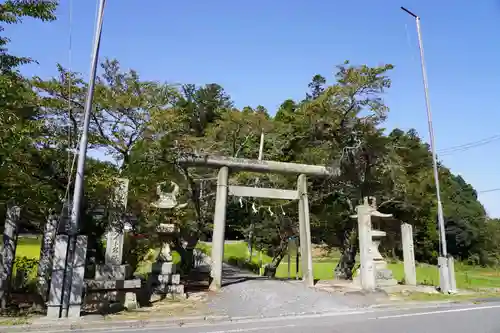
[206,263,375,318]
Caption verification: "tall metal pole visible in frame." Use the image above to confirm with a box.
[72,0,106,222]
[62,0,107,316]
[401,6,451,292]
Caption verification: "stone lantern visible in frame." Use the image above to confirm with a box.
[148,181,187,298]
[353,197,397,289]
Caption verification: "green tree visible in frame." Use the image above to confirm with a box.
[0,0,61,223]
[1,0,57,71]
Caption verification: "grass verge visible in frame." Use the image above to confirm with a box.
[198,241,500,290]
[398,291,500,302]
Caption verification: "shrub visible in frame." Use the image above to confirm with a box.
[227,256,260,274]
[123,233,151,273]
[12,256,38,292]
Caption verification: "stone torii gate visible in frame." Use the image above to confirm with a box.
[179,155,339,290]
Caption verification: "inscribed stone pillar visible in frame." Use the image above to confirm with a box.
[356,204,376,291]
[209,167,229,291]
[401,223,417,286]
[68,235,88,318]
[447,256,457,293]
[46,235,69,318]
[46,203,71,318]
[37,212,59,301]
[61,201,79,318]
[105,178,129,265]
[297,174,313,287]
[0,205,21,308]
[438,256,450,293]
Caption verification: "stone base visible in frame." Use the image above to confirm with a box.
[124,291,138,310]
[374,267,398,287]
[152,262,176,274]
[46,305,62,318]
[85,290,123,303]
[146,262,184,301]
[353,269,398,288]
[157,283,184,294]
[45,303,83,319]
[68,304,82,318]
[150,284,185,300]
[149,273,181,286]
[95,264,132,280]
[376,278,398,287]
[84,290,139,311]
[85,279,141,291]
[375,268,394,280]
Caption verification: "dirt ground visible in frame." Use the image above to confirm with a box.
[105,270,215,321]
[105,292,214,321]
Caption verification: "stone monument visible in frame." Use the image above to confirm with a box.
[37,212,58,303]
[85,178,140,311]
[105,178,130,265]
[0,204,21,309]
[401,223,417,286]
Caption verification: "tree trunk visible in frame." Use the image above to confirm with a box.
[334,228,358,280]
[174,233,199,274]
[264,240,287,277]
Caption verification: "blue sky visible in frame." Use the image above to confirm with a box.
[7,0,500,216]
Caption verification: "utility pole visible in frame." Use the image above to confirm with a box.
[401,6,453,293]
[62,0,107,316]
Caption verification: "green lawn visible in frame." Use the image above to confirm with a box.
[8,237,42,259]
[198,241,500,290]
[4,237,181,276]
[9,237,500,290]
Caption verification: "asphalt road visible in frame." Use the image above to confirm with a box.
[34,302,500,333]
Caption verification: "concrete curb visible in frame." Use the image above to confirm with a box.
[0,301,460,332]
[371,300,455,308]
[0,314,231,332]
